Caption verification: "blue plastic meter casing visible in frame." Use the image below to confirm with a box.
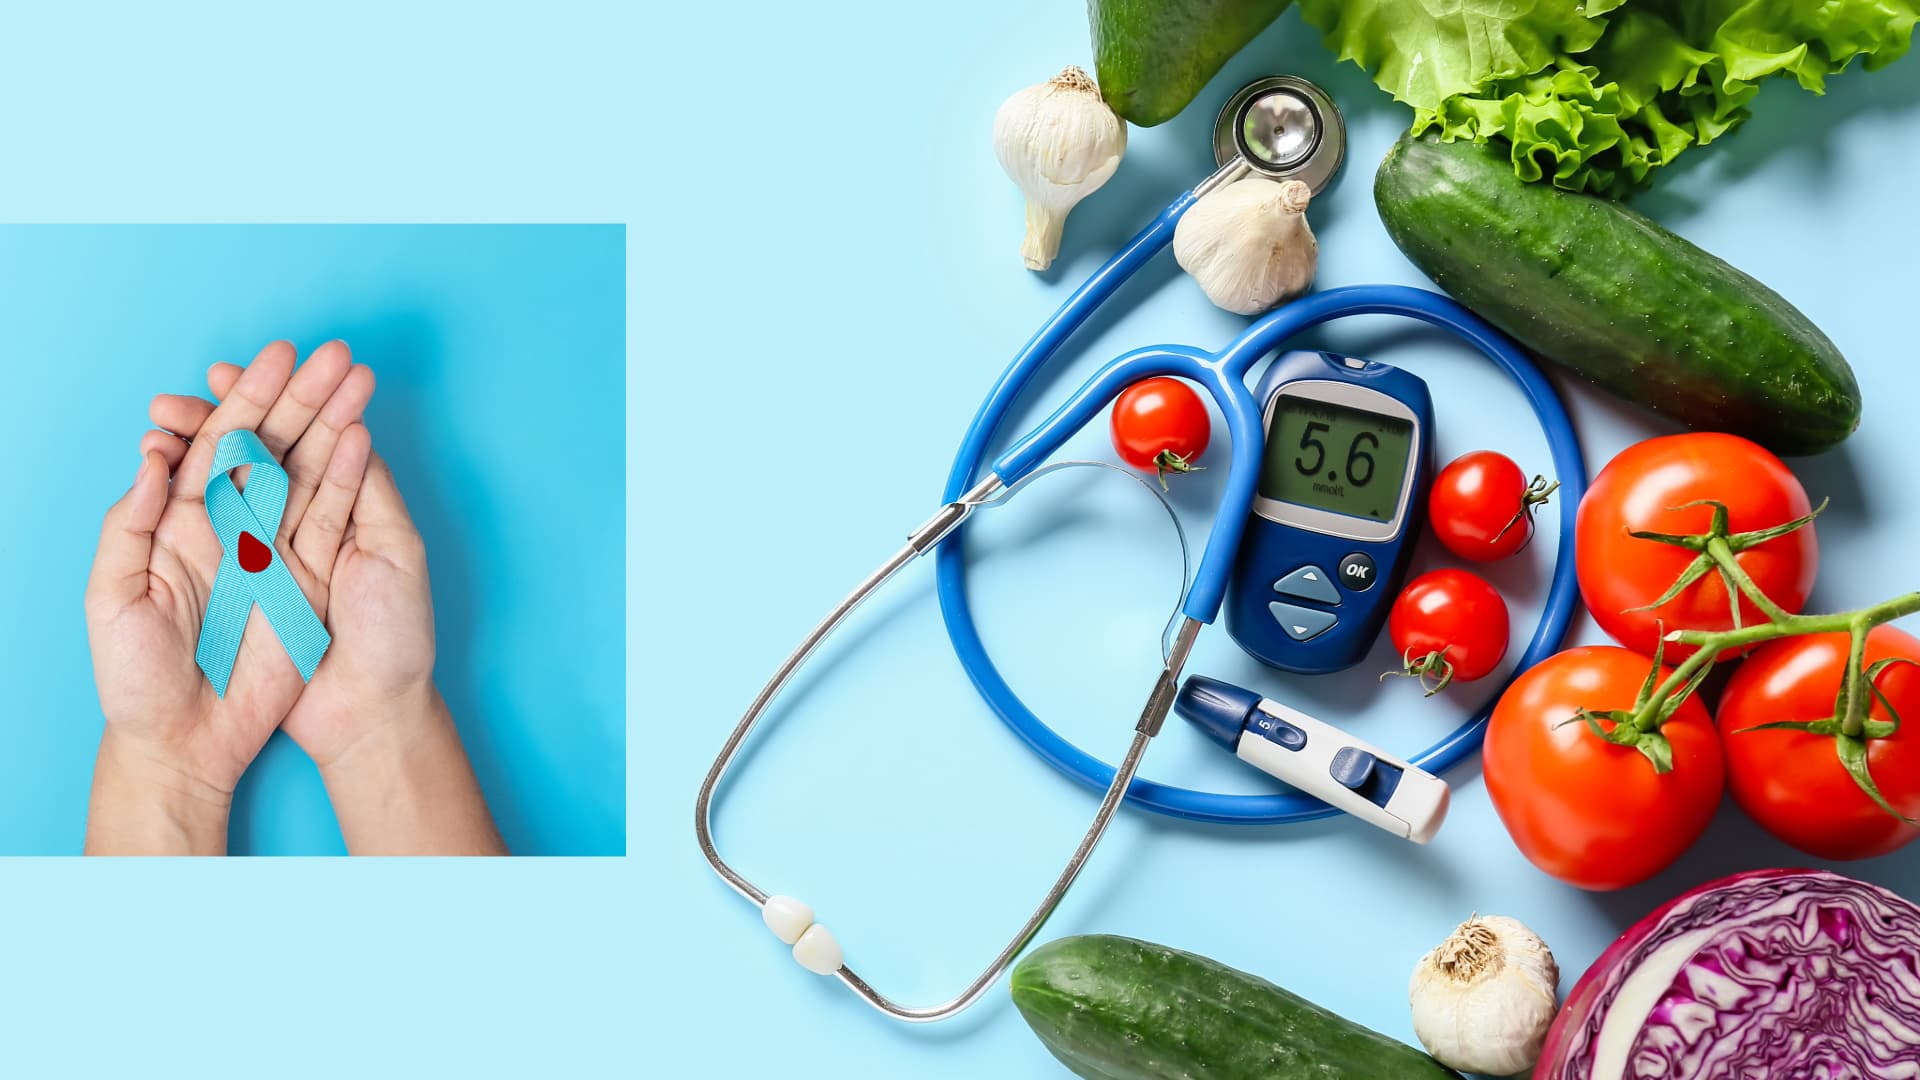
[1225,350,1434,674]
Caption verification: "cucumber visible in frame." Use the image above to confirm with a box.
[1010,934,1460,1079]
[1090,0,1293,127]
[1374,132,1861,457]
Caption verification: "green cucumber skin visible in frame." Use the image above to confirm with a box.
[1010,935,1461,1079]
[1375,133,1861,457]
[1089,0,1293,127]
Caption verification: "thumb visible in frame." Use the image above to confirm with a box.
[350,450,418,534]
[86,451,169,613]
[347,451,428,574]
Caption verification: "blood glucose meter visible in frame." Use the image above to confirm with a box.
[1225,350,1433,674]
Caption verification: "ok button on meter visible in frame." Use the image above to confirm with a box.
[1223,350,1434,674]
[1338,552,1377,590]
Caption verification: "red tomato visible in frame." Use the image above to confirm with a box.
[1716,627,1920,860]
[1110,378,1209,477]
[1387,569,1510,687]
[1485,646,1724,890]
[1576,433,1817,663]
[1428,450,1551,561]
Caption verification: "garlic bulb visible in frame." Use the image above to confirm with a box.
[1173,176,1317,315]
[993,66,1126,271]
[1409,915,1559,1077]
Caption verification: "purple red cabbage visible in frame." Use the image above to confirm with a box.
[1537,868,1920,1079]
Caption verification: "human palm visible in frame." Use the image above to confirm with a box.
[86,341,375,795]
[283,452,438,766]
[85,339,500,856]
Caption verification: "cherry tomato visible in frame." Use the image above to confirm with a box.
[1386,569,1510,691]
[1428,450,1554,561]
[1716,627,1920,860]
[1110,378,1209,481]
[1576,433,1817,663]
[1485,646,1724,890]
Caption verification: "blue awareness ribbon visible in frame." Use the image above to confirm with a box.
[194,430,331,698]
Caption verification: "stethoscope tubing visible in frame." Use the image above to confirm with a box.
[991,342,1268,623]
[936,211,1587,824]
[697,176,1588,1026]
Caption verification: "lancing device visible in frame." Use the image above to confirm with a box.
[1174,675,1450,843]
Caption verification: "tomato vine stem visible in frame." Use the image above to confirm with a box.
[1615,501,1920,814]
[1151,449,1202,492]
[1381,647,1456,697]
[1491,474,1559,544]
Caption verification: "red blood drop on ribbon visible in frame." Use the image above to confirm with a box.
[238,531,271,573]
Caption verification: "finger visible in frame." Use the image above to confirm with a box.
[138,429,192,473]
[255,340,352,459]
[149,393,216,439]
[282,364,376,530]
[292,423,371,583]
[171,341,297,502]
[350,448,418,534]
[86,451,168,613]
[207,362,241,399]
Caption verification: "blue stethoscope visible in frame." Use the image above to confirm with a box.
[698,75,1586,1023]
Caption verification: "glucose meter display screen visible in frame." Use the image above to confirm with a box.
[1260,397,1413,521]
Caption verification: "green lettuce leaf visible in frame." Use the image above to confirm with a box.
[1293,0,1605,111]
[1301,0,1920,197]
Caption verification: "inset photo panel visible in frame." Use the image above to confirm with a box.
[1,224,625,855]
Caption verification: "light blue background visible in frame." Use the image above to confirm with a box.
[0,0,1915,1076]
[0,225,626,856]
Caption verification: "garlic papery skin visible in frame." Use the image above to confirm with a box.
[1409,915,1559,1077]
[1173,176,1317,315]
[993,66,1126,271]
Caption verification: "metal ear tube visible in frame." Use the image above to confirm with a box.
[693,476,1191,1023]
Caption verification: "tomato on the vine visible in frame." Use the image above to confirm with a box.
[1428,450,1555,562]
[1110,378,1209,484]
[1485,646,1724,890]
[1386,569,1509,693]
[1575,433,1818,663]
[1716,627,1920,860]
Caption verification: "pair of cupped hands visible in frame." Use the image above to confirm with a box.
[84,341,501,854]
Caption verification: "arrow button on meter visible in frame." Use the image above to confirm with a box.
[1268,602,1338,642]
[1274,565,1341,605]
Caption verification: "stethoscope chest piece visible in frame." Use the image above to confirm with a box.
[1212,75,1345,196]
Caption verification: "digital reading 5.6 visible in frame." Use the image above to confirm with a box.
[1259,397,1414,521]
